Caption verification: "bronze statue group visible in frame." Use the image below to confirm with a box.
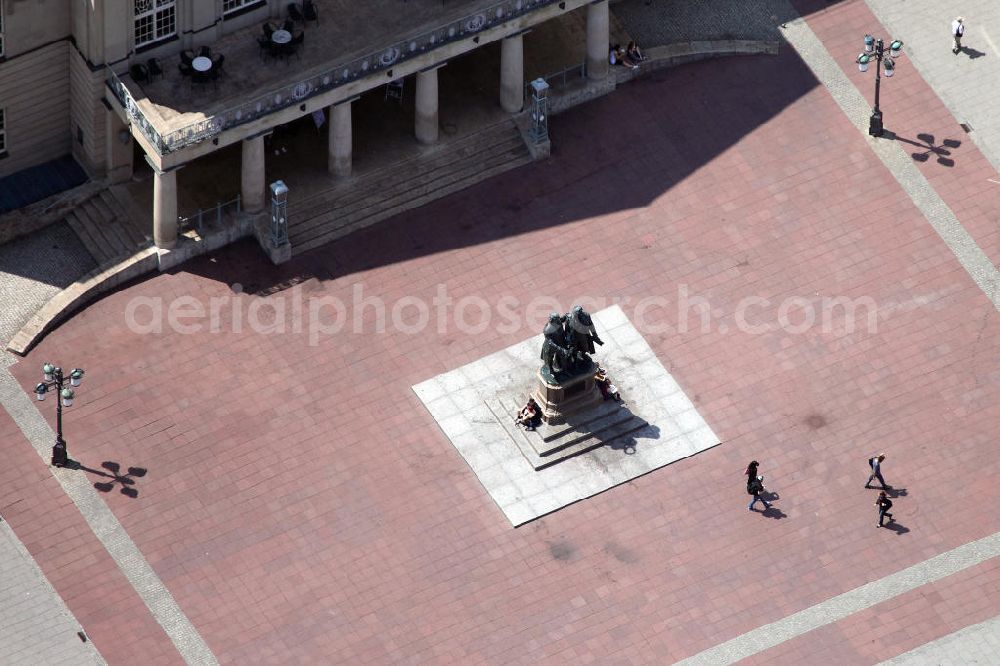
[541,306,604,379]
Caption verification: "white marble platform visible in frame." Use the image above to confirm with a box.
[413,305,720,526]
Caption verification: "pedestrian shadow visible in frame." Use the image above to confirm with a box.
[960,47,987,60]
[885,132,960,167]
[887,487,907,498]
[74,461,147,499]
[760,505,787,520]
[882,520,909,535]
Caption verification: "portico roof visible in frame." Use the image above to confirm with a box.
[108,0,583,166]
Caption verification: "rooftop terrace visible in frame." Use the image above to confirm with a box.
[111,0,566,156]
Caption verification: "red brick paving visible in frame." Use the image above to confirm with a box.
[792,0,1000,267]
[745,554,1000,664]
[5,4,1000,662]
[0,408,182,664]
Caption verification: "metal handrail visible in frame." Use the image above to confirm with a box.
[178,194,241,234]
[106,0,559,156]
[524,60,586,98]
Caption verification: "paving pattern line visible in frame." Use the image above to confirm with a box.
[781,10,1000,312]
[0,364,219,666]
[675,531,1000,665]
[878,614,1000,665]
[0,519,107,665]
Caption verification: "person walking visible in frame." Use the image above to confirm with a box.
[747,475,771,511]
[865,453,891,489]
[952,17,965,54]
[875,491,894,527]
[745,460,759,483]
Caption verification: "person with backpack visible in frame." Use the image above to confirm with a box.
[875,491,894,527]
[747,475,771,511]
[865,453,891,490]
[952,17,965,54]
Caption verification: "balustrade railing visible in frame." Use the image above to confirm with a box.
[524,60,586,99]
[178,195,242,235]
[106,0,559,156]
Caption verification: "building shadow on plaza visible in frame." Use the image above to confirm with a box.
[175,29,828,292]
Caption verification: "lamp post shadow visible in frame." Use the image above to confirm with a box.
[75,461,148,499]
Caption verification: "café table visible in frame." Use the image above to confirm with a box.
[271,29,292,44]
[192,56,212,72]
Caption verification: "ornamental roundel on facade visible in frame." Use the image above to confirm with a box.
[465,14,486,32]
[379,47,400,67]
[292,81,312,100]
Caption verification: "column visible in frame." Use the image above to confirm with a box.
[328,101,353,178]
[241,135,266,214]
[415,68,439,145]
[500,34,524,113]
[586,0,610,81]
[152,168,178,250]
[105,110,134,185]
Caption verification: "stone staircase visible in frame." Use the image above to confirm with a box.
[288,118,532,255]
[485,393,648,470]
[64,190,151,267]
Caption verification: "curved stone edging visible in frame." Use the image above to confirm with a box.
[615,39,780,82]
[6,246,159,356]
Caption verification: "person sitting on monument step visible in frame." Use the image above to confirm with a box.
[595,367,623,404]
[516,398,542,430]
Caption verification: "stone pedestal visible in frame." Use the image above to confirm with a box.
[532,362,602,425]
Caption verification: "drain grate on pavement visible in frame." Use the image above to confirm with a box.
[413,305,720,526]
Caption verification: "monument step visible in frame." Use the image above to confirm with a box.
[484,396,543,465]
[498,394,641,458]
[486,396,649,471]
[287,119,531,254]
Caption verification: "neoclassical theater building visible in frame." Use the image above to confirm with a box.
[0,0,614,251]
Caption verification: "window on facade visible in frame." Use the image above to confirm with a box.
[0,0,5,58]
[134,0,176,48]
[0,108,6,153]
[223,0,264,15]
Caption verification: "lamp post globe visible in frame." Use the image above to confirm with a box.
[854,34,902,138]
[33,361,84,467]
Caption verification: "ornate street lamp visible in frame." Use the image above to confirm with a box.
[35,363,84,467]
[529,78,550,145]
[855,35,903,137]
[269,180,289,247]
